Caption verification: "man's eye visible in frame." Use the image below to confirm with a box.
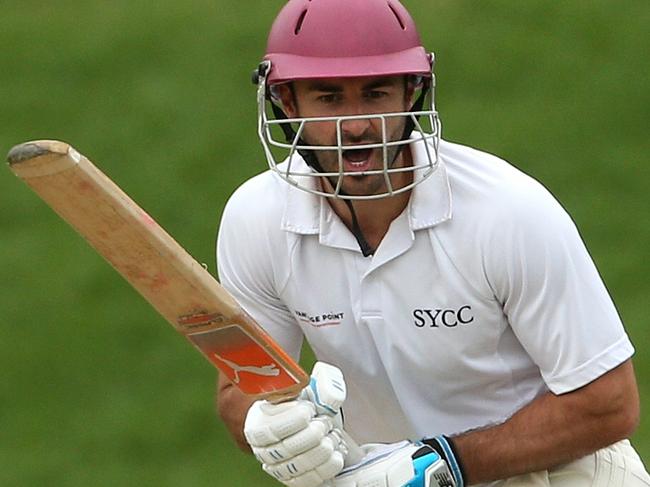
[317,94,341,103]
[366,91,388,99]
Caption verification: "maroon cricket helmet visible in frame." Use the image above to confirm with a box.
[263,0,432,85]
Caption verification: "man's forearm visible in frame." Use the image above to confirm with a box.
[452,361,639,484]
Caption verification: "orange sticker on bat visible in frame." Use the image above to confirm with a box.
[187,325,301,396]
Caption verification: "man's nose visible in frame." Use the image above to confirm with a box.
[340,116,373,140]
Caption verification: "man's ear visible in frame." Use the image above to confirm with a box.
[274,84,298,117]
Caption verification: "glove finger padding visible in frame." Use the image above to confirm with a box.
[253,416,335,465]
[273,453,345,487]
[244,399,317,447]
[262,430,346,480]
[265,451,345,487]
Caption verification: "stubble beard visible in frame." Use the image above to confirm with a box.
[303,120,410,197]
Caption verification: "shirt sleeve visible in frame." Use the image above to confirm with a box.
[216,184,304,361]
[486,180,634,394]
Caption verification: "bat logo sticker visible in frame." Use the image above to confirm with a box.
[213,353,280,384]
[186,324,300,394]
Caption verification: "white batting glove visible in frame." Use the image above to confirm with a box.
[333,437,465,487]
[244,362,352,487]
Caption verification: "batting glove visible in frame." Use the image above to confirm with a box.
[333,436,465,487]
[244,362,353,487]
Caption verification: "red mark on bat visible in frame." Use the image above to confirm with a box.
[149,272,169,291]
[121,265,168,291]
[140,210,157,227]
[76,181,94,192]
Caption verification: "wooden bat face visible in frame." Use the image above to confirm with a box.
[7,140,309,401]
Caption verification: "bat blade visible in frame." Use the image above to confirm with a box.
[7,140,309,401]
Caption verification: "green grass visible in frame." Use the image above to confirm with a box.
[1,1,648,485]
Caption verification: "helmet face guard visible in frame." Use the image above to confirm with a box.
[256,60,442,200]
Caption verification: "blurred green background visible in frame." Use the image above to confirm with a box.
[1,1,648,485]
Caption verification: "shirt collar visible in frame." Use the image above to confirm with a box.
[280,135,452,236]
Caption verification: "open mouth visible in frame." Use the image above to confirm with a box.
[342,148,373,171]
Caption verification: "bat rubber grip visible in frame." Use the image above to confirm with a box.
[306,362,365,467]
[341,429,365,466]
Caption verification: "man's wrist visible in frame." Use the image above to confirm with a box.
[422,435,466,487]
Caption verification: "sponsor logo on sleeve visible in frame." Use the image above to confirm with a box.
[295,310,345,327]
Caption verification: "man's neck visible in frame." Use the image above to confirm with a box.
[324,148,414,254]
[331,192,411,253]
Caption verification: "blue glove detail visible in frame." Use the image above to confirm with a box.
[332,440,459,486]
[405,449,443,486]
[308,377,339,415]
[422,436,466,487]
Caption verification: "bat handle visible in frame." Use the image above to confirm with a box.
[304,362,366,467]
[340,429,365,467]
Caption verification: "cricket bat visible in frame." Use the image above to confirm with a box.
[6,140,309,402]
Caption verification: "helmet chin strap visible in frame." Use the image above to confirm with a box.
[268,79,431,257]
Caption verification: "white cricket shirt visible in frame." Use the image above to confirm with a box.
[217,137,634,444]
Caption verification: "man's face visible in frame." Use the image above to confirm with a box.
[279,75,414,197]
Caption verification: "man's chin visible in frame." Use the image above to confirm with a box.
[337,174,387,197]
